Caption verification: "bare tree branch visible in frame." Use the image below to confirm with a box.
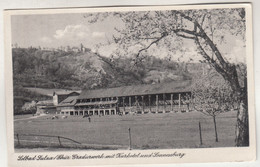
[175,33,195,39]
[175,11,229,70]
[135,32,169,59]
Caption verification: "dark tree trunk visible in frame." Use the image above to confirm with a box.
[210,63,248,147]
[213,115,218,142]
[235,91,249,146]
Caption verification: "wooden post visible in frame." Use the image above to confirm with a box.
[128,128,132,150]
[141,96,144,113]
[58,136,62,146]
[16,134,20,146]
[156,95,159,113]
[135,96,138,113]
[123,97,125,111]
[148,95,151,112]
[178,94,181,112]
[116,97,119,115]
[171,94,173,112]
[163,93,166,113]
[199,122,203,145]
[129,97,131,107]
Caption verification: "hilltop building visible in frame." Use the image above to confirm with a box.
[72,47,80,52]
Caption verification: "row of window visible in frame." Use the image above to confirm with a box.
[60,109,116,115]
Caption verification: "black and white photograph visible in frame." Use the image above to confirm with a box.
[3,3,256,166]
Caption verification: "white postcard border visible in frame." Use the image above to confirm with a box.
[4,3,256,166]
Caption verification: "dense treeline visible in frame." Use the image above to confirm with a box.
[13,48,77,89]
[12,48,200,91]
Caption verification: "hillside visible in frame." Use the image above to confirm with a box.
[12,48,207,99]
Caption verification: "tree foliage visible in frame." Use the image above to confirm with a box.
[85,7,248,146]
[12,47,195,90]
[191,69,239,116]
[22,101,37,114]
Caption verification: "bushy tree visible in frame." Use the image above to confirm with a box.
[21,101,37,114]
[191,69,239,142]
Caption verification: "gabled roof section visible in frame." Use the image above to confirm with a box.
[53,91,81,96]
[78,80,192,99]
[57,96,78,107]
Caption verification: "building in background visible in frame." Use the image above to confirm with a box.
[36,100,56,115]
[35,81,192,116]
[36,91,80,115]
[58,81,192,116]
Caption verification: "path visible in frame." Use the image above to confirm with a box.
[14,114,47,122]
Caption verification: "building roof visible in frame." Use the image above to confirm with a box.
[57,96,78,107]
[53,91,81,96]
[78,80,192,99]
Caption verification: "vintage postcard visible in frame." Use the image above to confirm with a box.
[4,3,255,166]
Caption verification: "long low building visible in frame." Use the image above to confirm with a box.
[58,80,192,116]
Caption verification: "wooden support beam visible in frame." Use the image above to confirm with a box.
[148,95,151,112]
[171,94,173,112]
[178,94,181,112]
[163,93,166,113]
[116,97,119,114]
[135,96,139,113]
[141,96,144,113]
[156,94,159,113]
[123,97,125,111]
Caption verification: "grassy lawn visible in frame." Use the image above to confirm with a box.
[14,114,34,120]
[14,111,237,150]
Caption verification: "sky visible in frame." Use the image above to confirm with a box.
[11,12,246,63]
[11,13,119,49]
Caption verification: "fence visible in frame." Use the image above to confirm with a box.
[15,133,81,148]
[14,133,128,150]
